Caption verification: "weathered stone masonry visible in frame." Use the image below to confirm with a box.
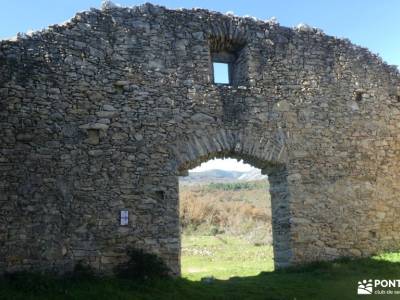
[1,3,400,275]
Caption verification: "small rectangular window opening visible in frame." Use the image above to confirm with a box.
[213,62,230,84]
[355,91,363,102]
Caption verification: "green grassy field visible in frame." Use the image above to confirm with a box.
[181,234,274,280]
[2,234,400,299]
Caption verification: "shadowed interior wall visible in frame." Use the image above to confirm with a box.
[0,3,400,275]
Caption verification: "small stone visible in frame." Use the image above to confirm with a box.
[191,113,214,123]
[86,129,100,145]
[101,256,114,264]
[377,212,386,219]
[349,249,362,257]
[114,80,130,86]
[273,100,291,112]
[51,112,63,121]
[98,118,111,124]
[103,104,116,111]
[290,217,309,224]
[96,111,119,118]
[325,247,338,256]
[88,92,103,101]
[88,150,103,156]
[112,132,128,140]
[287,173,302,183]
[16,133,33,141]
[79,123,109,131]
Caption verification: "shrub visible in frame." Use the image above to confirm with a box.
[3,272,54,294]
[206,181,267,191]
[115,248,170,280]
[179,180,272,245]
[69,261,96,281]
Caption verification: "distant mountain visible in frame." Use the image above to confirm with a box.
[180,169,267,185]
[238,169,268,181]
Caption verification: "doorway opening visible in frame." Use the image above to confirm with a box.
[179,157,274,280]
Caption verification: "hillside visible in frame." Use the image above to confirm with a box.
[179,178,272,245]
[180,169,267,185]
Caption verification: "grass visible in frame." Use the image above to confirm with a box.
[2,235,400,299]
[2,179,399,299]
[181,234,273,280]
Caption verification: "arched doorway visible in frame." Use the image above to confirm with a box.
[179,157,274,279]
[171,128,291,275]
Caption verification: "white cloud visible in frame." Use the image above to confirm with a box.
[191,158,256,172]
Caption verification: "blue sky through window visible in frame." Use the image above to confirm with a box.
[213,62,229,84]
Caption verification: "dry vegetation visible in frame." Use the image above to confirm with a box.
[179,181,272,245]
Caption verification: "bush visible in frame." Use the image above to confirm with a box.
[206,181,267,191]
[179,180,272,245]
[3,272,55,294]
[115,248,170,280]
[210,226,220,236]
[69,261,96,281]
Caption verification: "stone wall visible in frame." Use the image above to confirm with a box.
[0,3,399,275]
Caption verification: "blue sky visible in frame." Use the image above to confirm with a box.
[1,1,398,171]
[1,0,399,67]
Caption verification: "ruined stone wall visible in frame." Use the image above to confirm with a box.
[0,3,399,275]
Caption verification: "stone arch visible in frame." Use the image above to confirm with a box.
[170,127,292,270]
[171,128,287,174]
